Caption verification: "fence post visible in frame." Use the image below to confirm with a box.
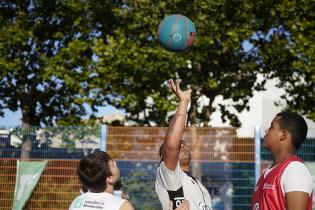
[254,126,261,184]
[100,124,107,152]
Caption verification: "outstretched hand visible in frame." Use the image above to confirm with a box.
[168,79,191,104]
[163,79,191,171]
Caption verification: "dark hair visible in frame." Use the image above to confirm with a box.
[81,184,88,193]
[114,180,122,190]
[77,151,112,192]
[276,112,308,150]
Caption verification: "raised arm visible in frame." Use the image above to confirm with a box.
[162,79,191,170]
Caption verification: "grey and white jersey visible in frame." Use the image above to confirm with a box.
[155,161,212,210]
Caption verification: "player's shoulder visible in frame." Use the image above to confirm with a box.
[286,160,309,171]
[281,161,313,194]
[119,200,134,210]
[69,194,85,209]
[156,161,181,176]
[283,161,312,178]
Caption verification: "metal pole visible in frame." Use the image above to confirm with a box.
[254,126,261,184]
[100,124,107,152]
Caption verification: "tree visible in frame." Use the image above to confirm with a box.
[249,0,315,120]
[1,1,314,157]
[1,1,87,127]
[92,0,265,181]
[92,0,315,180]
[122,168,160,210]
[94,0,266,128]
[0,0,116,159]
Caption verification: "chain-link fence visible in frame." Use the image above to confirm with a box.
[0,126,314,210]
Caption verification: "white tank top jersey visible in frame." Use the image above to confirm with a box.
[69,192,126,210]
[263,161,313,195]
[155,161,213,210]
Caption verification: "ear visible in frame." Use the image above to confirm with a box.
[279,130,287,141]
[106,175,114,185]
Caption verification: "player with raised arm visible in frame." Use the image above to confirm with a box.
[155,79,212,210]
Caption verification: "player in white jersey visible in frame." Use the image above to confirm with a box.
[69,151,134,210]
[155,79,213,210]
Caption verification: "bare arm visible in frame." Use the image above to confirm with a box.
[119,200,135,210]
[163,79,191,170]
[286,191,310,210]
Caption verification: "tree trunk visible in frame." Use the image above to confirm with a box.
[20,137,32,161]
[20,126,32,207]
[20,106,32,161]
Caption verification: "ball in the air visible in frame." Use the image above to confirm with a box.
[158,14,196,52]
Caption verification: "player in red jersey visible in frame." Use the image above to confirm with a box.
[251,112,313,210]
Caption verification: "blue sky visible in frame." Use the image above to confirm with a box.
[0,109,21,127]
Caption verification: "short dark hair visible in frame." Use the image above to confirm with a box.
[276,112,308,150]
[114,180,122,190]
[77,151,112,192]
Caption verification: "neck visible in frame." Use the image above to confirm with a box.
[104,185,114,194]
[180,164,190,172]
[272,151,295,166]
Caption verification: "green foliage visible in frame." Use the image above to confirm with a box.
[249,0,315,121]
[93,0,266,127]
[122,168,160,210]
[1,0,314,128]
[0,0,113,127]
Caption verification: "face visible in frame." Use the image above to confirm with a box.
[179,141,191,165]
[107,159,120,185]
[264,116,283,151]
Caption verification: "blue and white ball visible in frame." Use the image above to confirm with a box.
[158,14,196,52]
